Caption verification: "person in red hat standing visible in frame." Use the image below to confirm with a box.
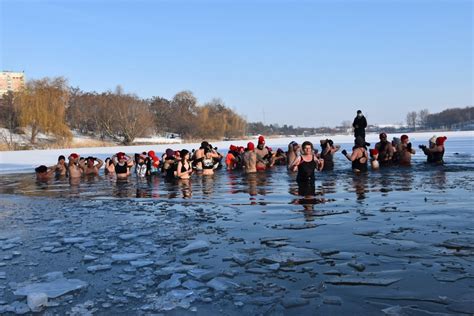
[255,136,274,171]
[243,142,257,173]
[226,145,239,170]
[68,153,83,178]
[396,135,416,166]
[420,136,447,164]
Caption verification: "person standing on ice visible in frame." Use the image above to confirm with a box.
[352,110,367,141]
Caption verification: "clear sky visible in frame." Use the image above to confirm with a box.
[1,0,472,127]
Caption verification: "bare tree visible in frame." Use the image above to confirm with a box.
[406,111,417,130]
[417,109,429,128]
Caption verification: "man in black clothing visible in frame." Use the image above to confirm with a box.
[352,110,367,140]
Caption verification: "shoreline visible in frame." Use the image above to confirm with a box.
[1,130,472,174]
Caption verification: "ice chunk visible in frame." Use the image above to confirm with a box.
[158,273,186,289]
[14,278,88,298]
[62,237,87,244]
[206,277,238,291]
[262,252,319,266]
[87,264,111,273]
[187,268,215,281]
[326,277,401,286]
[27,292,48,312]
[179,240,210,255]
[119,233,137,241]
[130,260,154,268]
[282,297,309,308]
[111,253,148,262]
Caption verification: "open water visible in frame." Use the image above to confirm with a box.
[0,137,473,315]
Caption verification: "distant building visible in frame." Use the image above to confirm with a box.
[0,71,25,95]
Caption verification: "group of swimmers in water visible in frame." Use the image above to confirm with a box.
[34,133,447,183]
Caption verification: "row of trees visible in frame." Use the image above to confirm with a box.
[0,77,247,146]
[406,107,473,130]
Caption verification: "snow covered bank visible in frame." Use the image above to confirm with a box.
[1,130,472,174]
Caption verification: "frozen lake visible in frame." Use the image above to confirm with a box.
[0,132,473,314]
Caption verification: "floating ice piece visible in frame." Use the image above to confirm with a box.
[130,260,154,268]
[6,301,30,314]
[348,261,366,272]
[143,289,196,312]
[0,271,5,279]
[14,278,87,298]
[62,237,88,244]
[262,252,319,266]
[82,255,97,262]
[27,293,48,312]
[187,268,215,281]
[320,249,340,256]
[326,277,401,286]
[275,223,320,230]
[437,237,474,250]
[119,233,137,241]
[158,273,186,289]
[87,265,111,273]
[42,271,64,281]
[232,253,251,265]
[111,253,148,262]
[313,210,349,217]
[179,240,210,255]
[260,237,290,244]
[323,296,342,305]
[282,297,309,308]
[182,280,207,289]
[353,229,379,237]
[206,277,238,291]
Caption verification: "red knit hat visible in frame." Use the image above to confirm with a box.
[69,153,79,159]
[148,150,156,157]
[369,149,379,156]
[117,152,125,160]
[258,136,265,144]
[230,145,237,151]
[436,136,447,146]
[247,142,255,150]
[401,135,409,142]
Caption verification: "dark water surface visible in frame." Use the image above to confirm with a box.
[0,143,474,315]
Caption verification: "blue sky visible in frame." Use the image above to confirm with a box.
[1,0,472,127]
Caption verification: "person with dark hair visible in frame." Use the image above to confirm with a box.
[342,136,368,172]
[176,149,193,179]
[161,149,177,178]
[288,141,324,197]
[54,155,68,177]
[192,141,210,170]
[82,156,104,176]
[104,158,115,175]
[286,141,300,171]
[352,110,367,140]
[320,139,340,171]
[375,133,395,166]
[35,165,56,181]
[135,154,149,177]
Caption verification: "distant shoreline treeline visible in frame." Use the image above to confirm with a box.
[0,76,472,150]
